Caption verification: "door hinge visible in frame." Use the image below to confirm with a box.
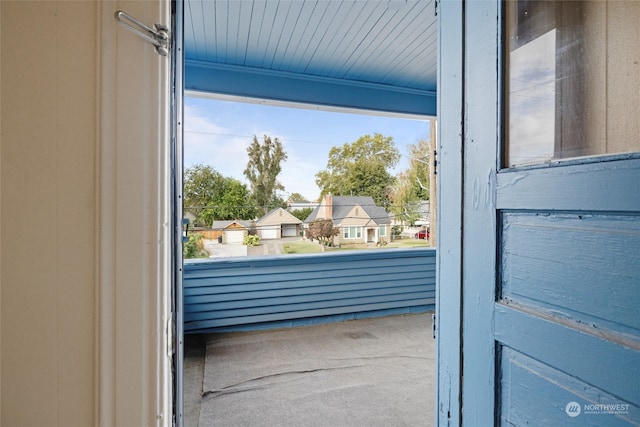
[114,10,170,57]
[182,218,190,243]
[433,150,438,175]
[432,313,437,339]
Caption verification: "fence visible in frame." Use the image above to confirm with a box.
[191,228,222,241]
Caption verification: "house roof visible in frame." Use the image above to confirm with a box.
[305,196,391,225]
[257,207,303,225]
[211,220,252,230]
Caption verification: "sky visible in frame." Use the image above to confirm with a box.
[184,96,431,202]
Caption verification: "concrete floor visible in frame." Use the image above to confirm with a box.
[184,313,435,427]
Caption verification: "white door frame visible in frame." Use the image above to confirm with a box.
[98,1,173,424]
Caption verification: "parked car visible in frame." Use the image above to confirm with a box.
[415,228,429,240]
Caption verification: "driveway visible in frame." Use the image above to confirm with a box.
[203,240,247,258]
[248,236,303,257]
[203,237,303,258]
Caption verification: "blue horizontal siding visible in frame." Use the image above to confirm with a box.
[184,248,436,333]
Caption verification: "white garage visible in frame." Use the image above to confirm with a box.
[257,208,303,240]
[282,224,298,237]
[225,229,246,244]
[260,227,279,240]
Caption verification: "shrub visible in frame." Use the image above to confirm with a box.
[243,234,261,246]
[183,233,209,259]
[391,225,403,236]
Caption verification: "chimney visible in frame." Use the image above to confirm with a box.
[324,194,333,220]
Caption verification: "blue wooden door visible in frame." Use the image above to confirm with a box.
[438,1,640,425]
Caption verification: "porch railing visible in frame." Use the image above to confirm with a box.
[184,248,436,333]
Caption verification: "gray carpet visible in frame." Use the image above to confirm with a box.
[187,313,435,427]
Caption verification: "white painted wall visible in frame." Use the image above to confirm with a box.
[0,1,172,425]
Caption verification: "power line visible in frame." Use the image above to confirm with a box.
[184,202,427,210]
[184,130,336,146]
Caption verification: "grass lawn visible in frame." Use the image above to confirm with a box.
[326,238,431,251]
[283,240,324,254]
[283,238,430,254]
[385,238,431,248]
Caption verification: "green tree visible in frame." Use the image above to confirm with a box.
[217,178,257,220]
[407,138,430,200]
[288,192,308,202]
[388,138,430,224]
[315,133,400,207]
[184,164,256,226]
[244,135,288,216]
[268,192,288,212]
[291,207,314,221]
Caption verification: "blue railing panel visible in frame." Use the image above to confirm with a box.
[184,248,436,333]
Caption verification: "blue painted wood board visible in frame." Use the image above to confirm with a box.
[186,285,434,308]
[192,306,434,334]
[184,290,433,318]
[460,0,500,425]
[500,346,639,426]
[184,248,435,333]
[185,257,435,281]
[185,273,435,298]
[501,212,640,335]
[495,304,640,408]
[435,1,465,425]
[497,156,640,212]
[186,301,434,331]
[185,60,437,117]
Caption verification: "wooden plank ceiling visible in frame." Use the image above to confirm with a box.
[184,0,438,116]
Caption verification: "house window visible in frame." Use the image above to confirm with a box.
[505,0,640,167]
[343,226,362,239]
[379,225,386,237]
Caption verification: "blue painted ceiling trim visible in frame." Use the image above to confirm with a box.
[185,60,437,117]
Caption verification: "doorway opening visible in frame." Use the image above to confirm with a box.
[176,1,439,424]
[180,95,437,426]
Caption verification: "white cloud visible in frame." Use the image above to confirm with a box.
[183,104,252,182]
[183,106,322,199]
